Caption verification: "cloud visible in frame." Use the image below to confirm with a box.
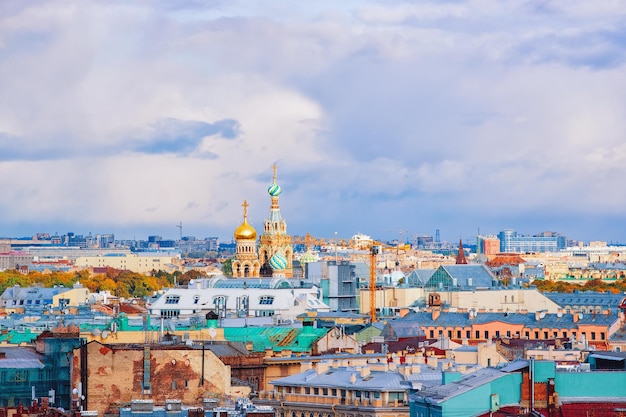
[131,118,240,156]
[0,0,625,242]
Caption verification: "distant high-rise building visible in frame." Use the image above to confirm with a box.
[498,229,566,253]
[477,235,500,255]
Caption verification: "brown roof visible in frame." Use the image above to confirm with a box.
[485,253,526,267]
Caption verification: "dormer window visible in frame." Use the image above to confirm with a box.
[165,295,180,304]
[259,295,274,305]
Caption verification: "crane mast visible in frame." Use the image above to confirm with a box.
[369,244,380,323]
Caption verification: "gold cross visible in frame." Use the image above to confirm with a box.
[242,200,249,219]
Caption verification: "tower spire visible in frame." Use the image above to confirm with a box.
[456,239,468,264]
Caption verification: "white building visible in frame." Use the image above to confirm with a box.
[148,276,329,321]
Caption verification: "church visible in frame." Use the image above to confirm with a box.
[231,164,294,278]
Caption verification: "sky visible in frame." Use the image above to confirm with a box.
[1,0,626,245]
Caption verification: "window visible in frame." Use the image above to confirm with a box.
[429,330,434,338]
[259,295,274,305]
[447,330,452,338]
[457,330,462,338]
[484,330,489,339]
[213,296,227,307]
[591,332,596,340]
[543,332,548,339]
[475,330,480,339]
[165,295,180,304]
[466,330,471,338]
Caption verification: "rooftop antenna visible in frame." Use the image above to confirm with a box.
[176,221,182,240]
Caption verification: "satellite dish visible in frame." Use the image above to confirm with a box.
[101,330,108,339]
[92,328,101,336]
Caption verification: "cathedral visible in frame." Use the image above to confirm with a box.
[231,164,294,278]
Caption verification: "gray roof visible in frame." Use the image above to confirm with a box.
[271,364,439,391]
[381,319,426,339]
[405,269,435,287]
[0,346,44,369]
[0,285,71,302]
[544,292,626,309]
[411,368,508,404]
[425,264,499,289]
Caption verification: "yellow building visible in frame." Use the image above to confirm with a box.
[74,252,181,274]
[257,358,421,417]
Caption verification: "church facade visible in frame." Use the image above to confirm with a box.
[232,164,293,278]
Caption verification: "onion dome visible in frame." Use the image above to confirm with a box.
[234,200,257,240]
[234,219,256,240]
[268,182,282,197]
[269,251,288,271]
[299,249,319,264]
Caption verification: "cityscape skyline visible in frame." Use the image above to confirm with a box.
[1,2,625,244]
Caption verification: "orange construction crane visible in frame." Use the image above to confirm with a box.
[369,244,381,323]
[366,240,409,323]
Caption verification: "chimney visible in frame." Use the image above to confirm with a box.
[300,362,313,373]
[350,373,357,384]
[360,366,371,378]
[573,312,580,323]
[316,361,331,375]
[432,307,440,321]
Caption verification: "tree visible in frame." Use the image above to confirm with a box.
[221,258,233,276]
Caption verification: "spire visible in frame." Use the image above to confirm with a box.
[456,239,468,264]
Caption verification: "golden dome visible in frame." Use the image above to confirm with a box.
[234,199,257,240]
[234,218,257,240]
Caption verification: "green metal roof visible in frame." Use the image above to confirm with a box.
[223,326,327,353]
[0,329,38,344]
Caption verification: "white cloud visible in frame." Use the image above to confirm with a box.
[0,0,625,242]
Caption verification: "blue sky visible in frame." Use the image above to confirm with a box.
[1,0,625,244]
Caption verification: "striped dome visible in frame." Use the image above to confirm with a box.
[299,250,319,264]
[267,182,282,196]
[269,251,288,271]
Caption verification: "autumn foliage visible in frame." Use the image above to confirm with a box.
[0,268,201,298]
